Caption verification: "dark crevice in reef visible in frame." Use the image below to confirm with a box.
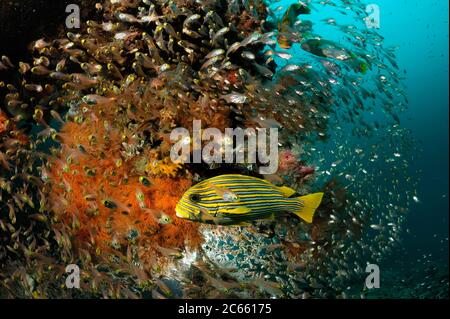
[0,0,92,60]
[0,1,97,120]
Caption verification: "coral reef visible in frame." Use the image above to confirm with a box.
[0,0,419,299]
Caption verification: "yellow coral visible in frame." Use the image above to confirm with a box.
[146,156,182,178]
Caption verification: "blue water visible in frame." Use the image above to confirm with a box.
[271,0,449,272]
[373,0,449,262]
[271,0,449,296]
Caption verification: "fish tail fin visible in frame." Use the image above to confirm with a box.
[291,192,324,223]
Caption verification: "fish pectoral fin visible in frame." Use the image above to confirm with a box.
[220,206,252,215]
[278,186,297,197]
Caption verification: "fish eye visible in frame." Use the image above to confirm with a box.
[189,194,201,202]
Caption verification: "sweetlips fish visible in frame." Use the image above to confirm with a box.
[175,174,324,226]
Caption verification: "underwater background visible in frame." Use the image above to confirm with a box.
[355,0,449,298]
[0,0,448,299]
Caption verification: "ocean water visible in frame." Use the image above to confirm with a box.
[361,0,449,298]
[260,0,449,297]
[0,0,448,299]
[323,0,449,296]
[377,0,449,259]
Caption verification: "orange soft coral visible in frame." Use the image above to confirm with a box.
[146,156,183,178]
[0,111,9,135]
[47,116,202,271]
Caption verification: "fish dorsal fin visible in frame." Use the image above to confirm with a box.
[220,207,252,215]
[278,186,297,197]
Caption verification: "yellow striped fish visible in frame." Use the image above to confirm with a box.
[175,174,324,226]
